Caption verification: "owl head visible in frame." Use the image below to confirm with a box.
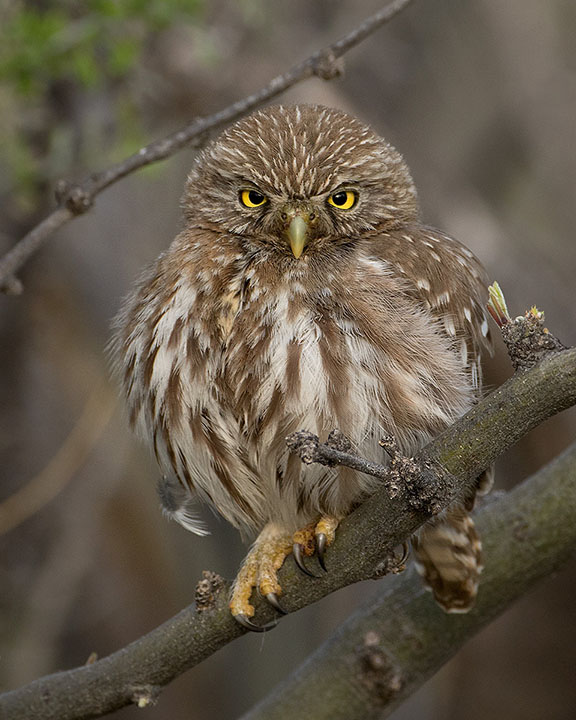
[183,104,419,259]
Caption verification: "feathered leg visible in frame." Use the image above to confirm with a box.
[412,502,483,613]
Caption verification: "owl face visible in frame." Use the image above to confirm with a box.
[183,105,419,259]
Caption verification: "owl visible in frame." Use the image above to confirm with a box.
[112,104,492,630]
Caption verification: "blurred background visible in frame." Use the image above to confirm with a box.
[1,1,575,718]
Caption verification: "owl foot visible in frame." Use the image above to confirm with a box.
[292,516,340,576]
[230,523,293,631]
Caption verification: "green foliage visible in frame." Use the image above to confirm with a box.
[0,0,204,94]
[0,1,204,208]
[0,1,203,94]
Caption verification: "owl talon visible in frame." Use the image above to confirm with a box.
[230,524,293,625]
[397,541,410,567]
[316,532,328,572]
[234,613,278,633]
[265,592,288,615]
[293,542,321,578]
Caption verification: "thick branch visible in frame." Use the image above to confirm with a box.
[0,0,412,293]
[1,346,574,720]
[241,440,576,720]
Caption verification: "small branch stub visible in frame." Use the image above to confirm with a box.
[84,652,98,666]
[312,51,345,80]
[195,570,226,612]
[501,307,567,372]
[381,437,451,515]
[325,428,354,454]
[487,282,567,371]
[54,180,94,214]
[286,430,326,465]
[131,685,161,708]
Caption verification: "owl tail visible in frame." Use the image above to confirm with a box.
[412,503,483,613]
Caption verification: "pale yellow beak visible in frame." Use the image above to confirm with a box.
[287,215,308,259]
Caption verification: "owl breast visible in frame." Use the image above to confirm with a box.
[126,248,474,536]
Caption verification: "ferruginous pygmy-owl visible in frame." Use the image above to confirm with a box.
[113,104,492,630]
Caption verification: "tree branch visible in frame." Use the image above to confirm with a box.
[241,440,576,720]
[1,340,574,719]
[0,0,413,294]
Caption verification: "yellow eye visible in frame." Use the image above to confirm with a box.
[240,189,267,208]
[328,190,357,210]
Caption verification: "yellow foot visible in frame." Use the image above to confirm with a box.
[293,515,340,575]
[230,523,292,632]
[230,516,341,632]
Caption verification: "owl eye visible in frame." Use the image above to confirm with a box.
[240,189,267,208]
[327,190,357,210]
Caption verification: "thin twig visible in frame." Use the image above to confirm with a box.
[0,0,413,293]
[286,430,390,480]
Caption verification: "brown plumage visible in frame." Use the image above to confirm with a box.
[112,104,492,625]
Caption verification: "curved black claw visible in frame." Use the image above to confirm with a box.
[234,614,279,633]
[397,541,410,566]
[292,542,321,578]
[265,592,288,615]
[316,532,328,572]
[386,541,410,575]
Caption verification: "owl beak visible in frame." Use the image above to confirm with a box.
[287,215,308,259]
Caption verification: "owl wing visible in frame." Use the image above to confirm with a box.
[370,224,494,612]
[371,224,493,394]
